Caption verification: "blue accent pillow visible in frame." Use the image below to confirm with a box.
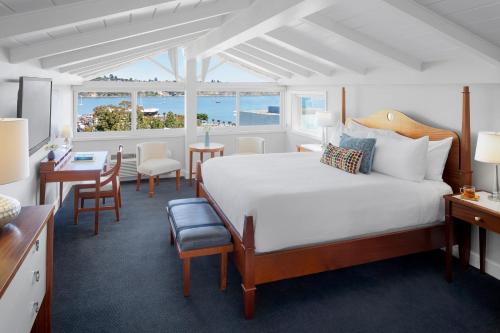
[339,134,376,174]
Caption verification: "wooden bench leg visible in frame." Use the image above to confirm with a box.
[220,252,228,291]
[183,258,190,297]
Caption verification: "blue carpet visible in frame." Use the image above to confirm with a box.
[53,180,500,333]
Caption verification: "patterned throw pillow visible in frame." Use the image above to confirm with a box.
[320,143,363,174]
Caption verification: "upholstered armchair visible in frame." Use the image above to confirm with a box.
[236,137,265,155]
[136,142,181,197]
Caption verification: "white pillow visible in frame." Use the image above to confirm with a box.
[346,120,403,139]
[328,122,344,146]
[371,135,429,182]
[425,137,453,181]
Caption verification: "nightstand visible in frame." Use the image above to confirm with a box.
[296,144,323,152]
[444,191,500,281]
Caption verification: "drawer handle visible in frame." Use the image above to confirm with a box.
[474,216,482,222]
[35,240,40,252]
[33,302,40,313]
[34,270,40,282]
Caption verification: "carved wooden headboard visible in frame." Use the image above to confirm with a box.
[340,87,472,193]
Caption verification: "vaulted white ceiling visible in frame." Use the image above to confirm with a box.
[1,0,499,83]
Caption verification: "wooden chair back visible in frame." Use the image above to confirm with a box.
[100,145,123,189]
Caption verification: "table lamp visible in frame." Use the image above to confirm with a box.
[60,124,73,147]
[0,118,30,227]
[475,132,500,201]
[316,112,336,148]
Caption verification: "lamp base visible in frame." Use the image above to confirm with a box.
[488,193,500,202]
[0,194,21,228]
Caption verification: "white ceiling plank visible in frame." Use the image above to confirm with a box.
[200,56,211,81]
[246,38,334,76]
[218,54,280,81]
[224,48,294,78]
[235,44,313,77]
[185,0,335,59]
[168,47,179,81]
[9,0,250,63]
[267,27,367,74]
[0,0,176,39]
[41,18,220,69]
[303,13,423,71]
[382,0,500,66]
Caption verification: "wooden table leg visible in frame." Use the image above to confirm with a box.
[59,182,63,208]
[200,152,204,163]
[459,222,471,269]
[94,175,100,235]
[211,151,215,158]
[445,208,453,282]
[39,175,47,205]
[479,227,486,274]
[220,149,224,157]
[189,150,193,187]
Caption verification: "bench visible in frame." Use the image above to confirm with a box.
[166,198,233,297]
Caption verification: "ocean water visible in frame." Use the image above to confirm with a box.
[77,95,280,123]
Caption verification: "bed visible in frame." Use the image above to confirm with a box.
[195,87,473,319]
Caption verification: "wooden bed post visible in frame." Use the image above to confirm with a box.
[460,86,473,186]
[341,86,346,124]
[241,215,256,319]
[196,161,202,197]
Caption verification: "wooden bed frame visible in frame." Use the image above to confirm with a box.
[195,86,473,319]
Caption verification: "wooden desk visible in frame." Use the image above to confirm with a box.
[39,149,107,234]
[0,205,54,333]
[188,143,224,186]
[444,192,500,281]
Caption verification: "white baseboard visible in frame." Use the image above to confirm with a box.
[451,246,500,280]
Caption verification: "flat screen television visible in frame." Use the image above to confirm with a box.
[17,77,53,155]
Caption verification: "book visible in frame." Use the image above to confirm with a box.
[74,153,94,161]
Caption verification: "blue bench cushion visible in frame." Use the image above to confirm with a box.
[167,198,231,251]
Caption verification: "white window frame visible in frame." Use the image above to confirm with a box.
[289,90,328,139]
[73,81,286,140]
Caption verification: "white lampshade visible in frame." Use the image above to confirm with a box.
[475,132,500,164]
[316,112,336,127]
[0,118,30,185]
[60,124,73,139]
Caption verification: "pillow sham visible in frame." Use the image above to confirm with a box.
[371,135,429,182]
[339,134,376,174]
[426,137,453,181]
[346,120,403,139]
[320,143,363,174]
[328,121,344,146]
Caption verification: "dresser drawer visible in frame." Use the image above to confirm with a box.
[0,225,47,333]
[452,204,500,233]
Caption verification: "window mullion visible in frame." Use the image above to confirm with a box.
[236,92,240,127]
[131,91,138,131]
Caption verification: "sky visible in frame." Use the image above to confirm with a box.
[106,49,272,82]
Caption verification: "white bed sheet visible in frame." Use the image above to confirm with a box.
[202,152,452,253]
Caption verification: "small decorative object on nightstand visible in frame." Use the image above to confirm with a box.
[475,132,500,201]
[444,192,500,281]
[0,118,29,228]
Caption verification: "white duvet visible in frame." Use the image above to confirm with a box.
[202,152,452,253]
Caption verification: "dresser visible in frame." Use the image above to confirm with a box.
[0,205,54,333]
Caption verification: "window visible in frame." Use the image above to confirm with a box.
[292,93,327,136]
[77,92,131,132]
[239,92,280,126]
[137,91,185,129]
[197,91,237,127]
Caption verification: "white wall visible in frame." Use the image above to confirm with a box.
[286,83,500,279]
[0,56,78,207]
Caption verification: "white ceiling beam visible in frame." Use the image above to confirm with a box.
[246,38,334,76]
[218,54,280,81]
[168,48,179,81]
[0,0,175,40]
[200,57,211,82]
[9,0,250,63]
[41,18,220,69]
[381,0,500,66]
[303,13,423,71]
[267,27,367,74]
[234,44,312,77]
[224,49,294,78]
[185,0,334,59]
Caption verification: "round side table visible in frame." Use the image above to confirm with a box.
[189,142,224,186]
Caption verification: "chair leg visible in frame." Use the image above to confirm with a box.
[220,252,228,291]
[176,170,181,192]
[183,258,190,297]
[156,175,160,186]
[118,188,122,208]
[136,173,141,191]
[73,189,79,225]
[149,176,155,197]
[114,193,120,222]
